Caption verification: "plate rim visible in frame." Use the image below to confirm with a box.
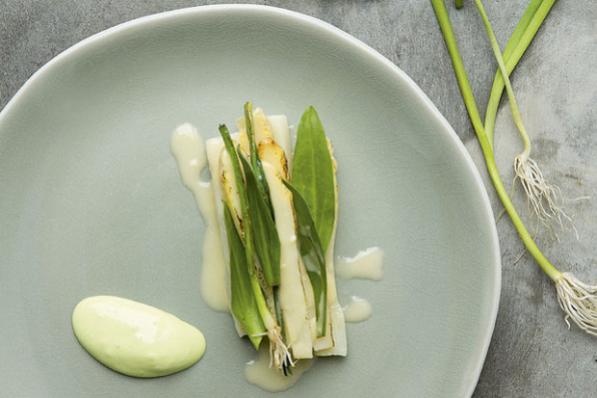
[0,4,501,396]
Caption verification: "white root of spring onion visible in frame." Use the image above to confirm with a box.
[513,152,572,230]
[268,327,295,369]
[556,272,597,336]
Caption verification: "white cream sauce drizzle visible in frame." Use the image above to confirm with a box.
[336,247,384,281]
[342,296,372,323]
[171,123,228,312]
[245,344,314,392]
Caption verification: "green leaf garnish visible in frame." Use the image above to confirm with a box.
[219,124,257,274]
[283,180,328,337]
[223,204,265,349]
[239,154,281,286]
[291,106,336,254]
[219,124,283,345]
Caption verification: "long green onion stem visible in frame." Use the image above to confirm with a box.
[430,0,560,282]
[476,0,565,226]
[219,124,291,365]
[484,0,556,144]
[219,125,278,326]
[432,0,597,337]
[475,0,532,156]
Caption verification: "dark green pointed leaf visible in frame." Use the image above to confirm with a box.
[291,106,336,253]
[283,180,328,337]
[219,124,257,275]
[240,154,281,286]
[224,205,265,349]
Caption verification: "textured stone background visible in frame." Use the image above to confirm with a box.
[1,1,596,396]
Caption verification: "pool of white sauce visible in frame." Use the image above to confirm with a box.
[245,344,314,392]
[336,247,384,280]
[171,124,228,312]
[342,296,372,323]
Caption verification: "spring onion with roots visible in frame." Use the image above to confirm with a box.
[219,123,292,370]
[479,0,569,230]
[433,0,597,335]
[210,103,346,373]
[482,0,556,145]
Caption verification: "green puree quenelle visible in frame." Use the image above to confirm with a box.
[72,296,206,378]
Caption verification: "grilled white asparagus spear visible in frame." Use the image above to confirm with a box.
[315,143,346,356]
[263,161,314,359]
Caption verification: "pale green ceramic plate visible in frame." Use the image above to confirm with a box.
[0,5,500,397]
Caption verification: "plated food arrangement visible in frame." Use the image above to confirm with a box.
[72,103,382,391]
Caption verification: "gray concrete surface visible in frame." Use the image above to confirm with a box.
[1,1,596,396]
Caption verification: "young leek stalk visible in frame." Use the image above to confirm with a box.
[244,103,306,369]
[223,205,266,349]
[483,0,556,145]
[431,0,597,336]
[475,0,567,228]
[239,155,281,288]
[218,124,293,368]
